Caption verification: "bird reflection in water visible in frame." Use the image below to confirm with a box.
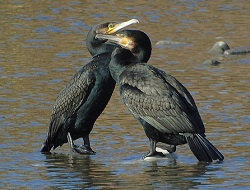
[145,161,215,189]
[43,153,119,189]
[42,152,222,189]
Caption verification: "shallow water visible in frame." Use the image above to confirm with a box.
[1,0,250,189]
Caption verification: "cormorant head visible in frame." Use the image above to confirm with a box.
[95,19,139,36]
[208,41,230,54]
[96,29,152,63]
[87,19,139,56]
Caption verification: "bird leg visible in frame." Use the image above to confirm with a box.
[67,133,96,155]
[67,132,75,150]
[143,139,165,159]
[78,136,96,155]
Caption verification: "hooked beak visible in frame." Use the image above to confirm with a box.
[95,33,132,50]
[96,34,134,50]
[96,34,123,43]
[106,18,139,34]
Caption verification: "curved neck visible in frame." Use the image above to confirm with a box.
[133,46,151,63]
[86,29,117,57]
[109,48,137,82]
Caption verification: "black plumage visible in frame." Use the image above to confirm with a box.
[96,30,224,162]
[40,19,139,154]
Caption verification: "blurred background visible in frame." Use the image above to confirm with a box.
[1,0,249,189]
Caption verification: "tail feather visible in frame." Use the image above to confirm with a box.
[185,134,224,162]
[196,134,224,160]
[188,134,210,161]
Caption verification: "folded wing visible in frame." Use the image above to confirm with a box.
[119,63,205,134]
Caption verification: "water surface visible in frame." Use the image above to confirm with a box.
[1,0,250,189]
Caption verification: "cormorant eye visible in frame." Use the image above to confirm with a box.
[118,33,126,38]
[108,23,114,29]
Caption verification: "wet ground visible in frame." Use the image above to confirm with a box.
[1,0,250,189]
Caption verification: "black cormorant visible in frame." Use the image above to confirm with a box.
[96,30,224,162]
[40,19,139,154]
[209,41,250,55]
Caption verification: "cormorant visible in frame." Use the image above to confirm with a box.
[96,30,224,162]
[40,19,139,154]
[209,41,250,55]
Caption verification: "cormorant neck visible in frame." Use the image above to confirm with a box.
[86,29,116,57]
[133,45,151,63]
[109,48,137,82]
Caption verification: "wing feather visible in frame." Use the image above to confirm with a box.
[119,63,204,134]
[47,69,96,142]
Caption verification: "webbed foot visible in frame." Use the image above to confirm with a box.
[143,151,166,159]
[72,144,96,155]
[67,133,96,155]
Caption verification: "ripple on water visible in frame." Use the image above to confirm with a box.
[1,0,250,189]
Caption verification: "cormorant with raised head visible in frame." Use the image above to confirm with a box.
[40,19,139,154]
[96,30,224,162]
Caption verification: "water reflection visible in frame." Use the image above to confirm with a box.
[42,153,214,189]
[43,154,119,189]
[1,0,250,189]
[145,162,210,189]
